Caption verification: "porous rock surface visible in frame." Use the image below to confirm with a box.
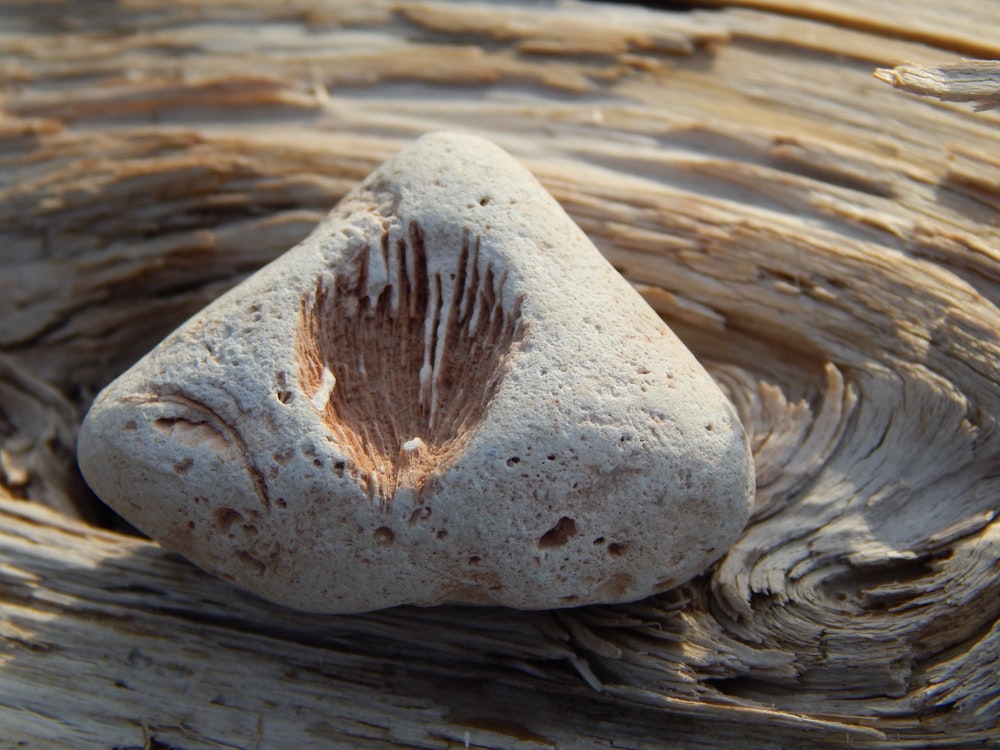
[77,132,755,613]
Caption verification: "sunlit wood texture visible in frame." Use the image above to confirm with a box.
[1,1,999,747]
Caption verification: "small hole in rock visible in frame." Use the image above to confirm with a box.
[479,196,490,206]
[607,542,627,556]
[214,508,243,531]
[547,454,556,460]
[592,536,605,545]
[538,517,577,549]
[408,507,431,525]
[276,498,287,509]
[436,529,448,539]
[373,527,395,546]
[333,461,345,478]
[468,556,481,565]
[506,457,520,467]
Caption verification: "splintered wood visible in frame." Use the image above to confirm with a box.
[1,1,998,748]
[874,59,1000,110]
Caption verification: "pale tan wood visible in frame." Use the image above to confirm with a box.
[1,1,998,748]
[874,59,1000,110]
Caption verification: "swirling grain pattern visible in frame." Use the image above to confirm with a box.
[0,1,997,747]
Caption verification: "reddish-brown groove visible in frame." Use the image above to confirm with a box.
[298,222,525,503]
[125,391,272,510]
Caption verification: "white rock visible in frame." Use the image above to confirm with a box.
[77,132,755,613]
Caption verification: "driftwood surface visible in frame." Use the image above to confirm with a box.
[2,1,1000,747]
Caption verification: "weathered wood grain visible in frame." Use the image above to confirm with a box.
[1,1,998,747]
[875,59,1000,110]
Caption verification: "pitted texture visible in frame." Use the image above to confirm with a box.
[77,132,754,614]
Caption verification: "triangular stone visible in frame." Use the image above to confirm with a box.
[77,132,754,613]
